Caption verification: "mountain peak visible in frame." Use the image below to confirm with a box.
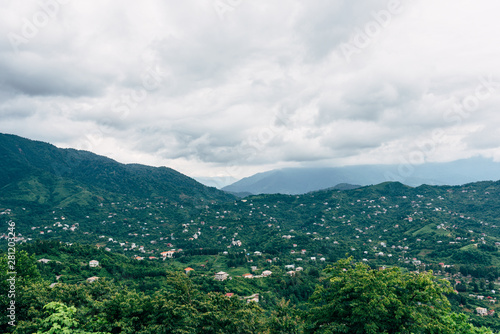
[0,133,234,206]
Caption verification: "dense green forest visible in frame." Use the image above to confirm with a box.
[0,243,495,333]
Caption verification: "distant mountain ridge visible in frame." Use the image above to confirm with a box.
[0,133,234,206]
[222,158,500,195]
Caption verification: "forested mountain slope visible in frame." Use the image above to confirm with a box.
[0,133,234,207]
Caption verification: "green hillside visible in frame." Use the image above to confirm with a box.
[1,133,500,332]
[0,133,234,207]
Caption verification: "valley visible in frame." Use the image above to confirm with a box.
[1,134,499,333]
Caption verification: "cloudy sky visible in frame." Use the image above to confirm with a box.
[2,0,500,187]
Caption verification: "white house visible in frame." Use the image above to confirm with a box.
[244,293,259,303]
[161,250,175,258]
[262,270,272,277]
[476,307,488,316]
[89,260,99,267]
[215,271,229,281]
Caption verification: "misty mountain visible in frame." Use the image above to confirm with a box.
[222,157,500,195]
[193,175,238,189]
[0,133,234,206]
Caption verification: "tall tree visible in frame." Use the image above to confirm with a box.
[35,302,109,334]
[305,257,490,334]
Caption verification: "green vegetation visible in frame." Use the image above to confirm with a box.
[1,133,500,332]
[0,248,494,333]
[35,302,110,334]
[0,133,234,208]
[305,257,492,333]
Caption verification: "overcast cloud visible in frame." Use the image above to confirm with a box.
[1,0,500,186]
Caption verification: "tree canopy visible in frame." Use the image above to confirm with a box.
[305,257,493,334]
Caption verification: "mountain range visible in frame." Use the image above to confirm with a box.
[2,133,500,332]
[2,132,500,288]
[222,158,500,195]
[0,133,233,207]
[4,132,500,202]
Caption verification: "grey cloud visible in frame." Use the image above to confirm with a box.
[0,99,37,119]
[1,0,500,180]
[0,108,35,119]
[0,56,110,97]
[126,124,246,164]
[320,130,387,151]
[293,0,390,60]
[279,145,333,163]
[464,125,500,150]
[316,82,401,125]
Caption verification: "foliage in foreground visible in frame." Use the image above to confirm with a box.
[35,302,110,334]
[304,257,493,334]
[0,252,495,333]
